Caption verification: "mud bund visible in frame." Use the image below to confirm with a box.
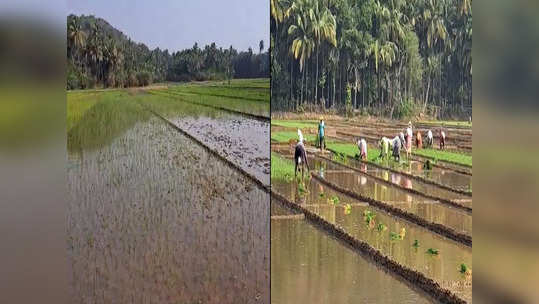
[271,190,468,304]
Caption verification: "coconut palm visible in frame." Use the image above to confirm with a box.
[68,17,87,65]
[310,0,336,104]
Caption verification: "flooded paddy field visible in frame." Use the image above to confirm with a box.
[141,96,270,186]
[272,177,472,302]
[270,144,472,302]
[317,169,472,236]
[273,156,472,236]
[271,208,433,304]
[67,82,270,303]
[317,154,471,204]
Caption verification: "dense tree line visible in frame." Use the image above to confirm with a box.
[67,14,269,89]
[271,0,472,119]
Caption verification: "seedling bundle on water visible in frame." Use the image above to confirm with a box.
[390,228,406,240]
[460,263,472,275]
[328,195,340,205]
[426,248,439,255]
[344,204,352,215]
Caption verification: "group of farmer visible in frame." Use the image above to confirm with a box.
[294,118,447,177]
[379,121,446,162]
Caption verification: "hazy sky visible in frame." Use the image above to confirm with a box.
[67,0,269,52]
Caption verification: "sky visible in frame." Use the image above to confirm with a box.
[67,0,269,52]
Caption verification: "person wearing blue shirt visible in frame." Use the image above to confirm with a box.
[318,117,325,151]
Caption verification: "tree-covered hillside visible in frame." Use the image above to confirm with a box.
[67,14,269,89]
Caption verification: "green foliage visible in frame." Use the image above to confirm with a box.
[414,148,472,166]
[413,239,420,247]
[426,248,439,255]
[344,203,352,215]
[271,120,318,129]
[377,223,387,232]
[390,228,406,240]
[328,195,340,205]
[363,210,376,225]
[460,263,468,273]
[271,131,316,143]
[394,99,417,120]
[327,143,379,162]
[67,14,269,90]
[271,152,295,182]
[150,80,270,118]
[271,0,472,119]
[297,182,308,195]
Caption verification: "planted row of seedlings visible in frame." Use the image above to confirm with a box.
[317,154,472,211]
[271,189,470,304]
[298,177,472,302]
[148,89,270,120]
[271,201,434,304]
[306,157,472,237]
[68,115,269,303]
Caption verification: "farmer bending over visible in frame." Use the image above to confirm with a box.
[439,129,446,150]
[416,131,423,149]
[379,136,390,159]
[426,130,433,148]
[357,138,368,160]
[392,135,402,162]
[405,121,413,159]
[295,129,310,178]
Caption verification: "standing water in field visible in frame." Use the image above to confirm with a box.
[140,93,270,186]
[271,215,433,304]
[68,97,269,303]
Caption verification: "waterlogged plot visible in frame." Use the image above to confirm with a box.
[407,160,472,192]
[320,170,472,236]
[298,180,472,302]
[271,218,433,304]
[68,97,269,302]
[139,93,270,186]
[331,156,470,203]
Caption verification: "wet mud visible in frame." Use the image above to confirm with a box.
[68,114,270,303]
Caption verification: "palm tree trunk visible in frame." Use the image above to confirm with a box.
[315,47,319,106]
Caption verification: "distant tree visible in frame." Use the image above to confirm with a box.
[67,15,268,90]
[259,40,264,54]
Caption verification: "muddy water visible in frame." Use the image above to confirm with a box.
[407,160,472,192]
[270,156,471,236]
[333,156,470,204]
[271,219,433,304]
[271,179,472,302]
[271,201,295,216]
[322,170,472,235]
[171,115,270,186]
[68,114,269,303]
